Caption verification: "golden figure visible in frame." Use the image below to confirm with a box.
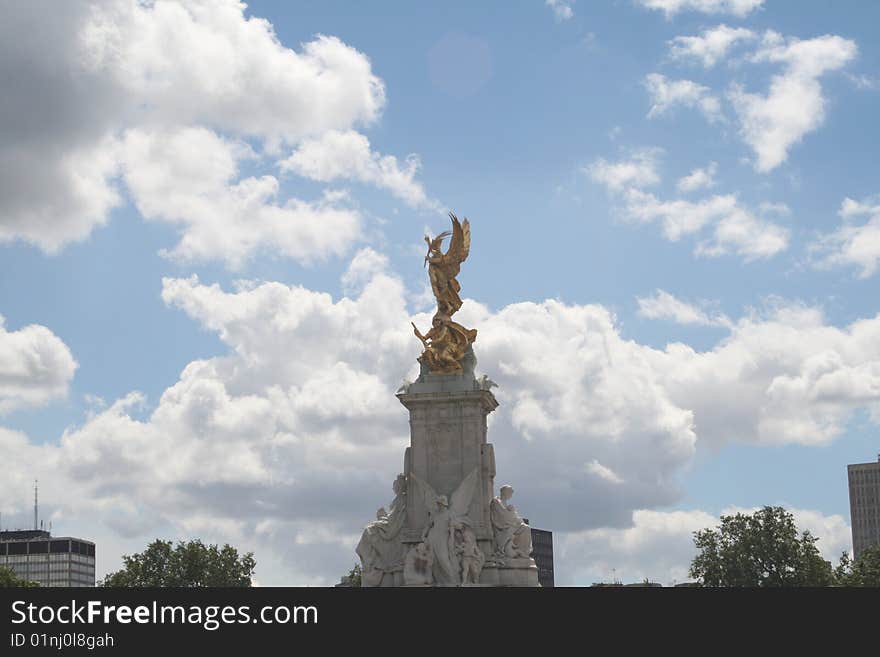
[413,213,478,374]
[424,213,470,317]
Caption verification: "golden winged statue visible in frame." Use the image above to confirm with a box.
[412,213,478,374]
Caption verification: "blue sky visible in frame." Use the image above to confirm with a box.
[1,0,878,585]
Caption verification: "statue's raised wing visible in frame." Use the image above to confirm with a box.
[450,468,478,518]
[446,213,470,265]
[408,472,440,512]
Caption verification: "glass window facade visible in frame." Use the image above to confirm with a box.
[0,533,95,587]
[848,461,880,560]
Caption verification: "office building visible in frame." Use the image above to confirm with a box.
[530,526,554,588]
[848,455,880,560]
[0,529,96,587]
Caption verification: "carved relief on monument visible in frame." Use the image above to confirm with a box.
[408,469,479,586]
[356,473,407,586]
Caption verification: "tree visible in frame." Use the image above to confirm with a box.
[689,506,834,587]
[0,566,39,588]
[100,539,256,587]
[834,544,880,586]
[343,563,362,587]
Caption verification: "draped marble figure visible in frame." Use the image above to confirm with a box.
[356,474,407,586]
[490,485,533,559]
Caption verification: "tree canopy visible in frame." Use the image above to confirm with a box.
[834,544,880,587]
[0,566,39,588]
[689,506,834,587]
[100,539,256,587]
[342,563,362,587]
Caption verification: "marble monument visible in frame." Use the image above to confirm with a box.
[356,214,540,586]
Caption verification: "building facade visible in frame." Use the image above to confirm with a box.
[848,456,880,560]
[0,530,96,587]
[530,527,554,588]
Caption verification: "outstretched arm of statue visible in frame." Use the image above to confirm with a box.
[412,322,428,345]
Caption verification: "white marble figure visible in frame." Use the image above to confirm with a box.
[409,469,479,586]
[454,520,485,585]
[403,542,434,585]
[490,485,533,559]
[356,474,407,586]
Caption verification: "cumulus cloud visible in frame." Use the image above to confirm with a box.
[730,32,857,172]
[119,126,361,269]
[677,162,718,192]
[669,24,755,68]
[0,316,77,413]
[637,0,764,18]
[546,0,574,21]
[2,249,878,582]
[637,289,731,327]
[559,509,715,584]
[623,187,788,260]
[0,0,394,261]
[585,149,661,193]
[587,153,788,260]
[279,130,441,210]
[558,506,849,585]
[810,196,880,278]
[644,74,723,123]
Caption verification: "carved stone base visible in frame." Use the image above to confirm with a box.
[480,559,541,587]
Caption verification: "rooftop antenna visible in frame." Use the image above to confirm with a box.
[34,479,38,531]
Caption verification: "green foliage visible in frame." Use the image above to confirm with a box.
[100,539,256,587]
[834,544,880,586]
[689,506,834,587]
[345,563,362,587]
[0,566,39,588]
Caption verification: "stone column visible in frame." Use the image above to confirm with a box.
[397,386,498,546]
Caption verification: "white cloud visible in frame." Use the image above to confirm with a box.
[791,508,852,561]
[637,289,730,327]
[648,301,880,446]
[730,32,857,172]
[559,509,715,584]
[558,506,849,585]
[810,196,880,278]
[696,206,790,260]
[623,189,789,260]
[587,153,788,261]
[84,1,385,146]
[546,0,575,21]
[637,0,764,17]
[279,130,440,210]
[585,460,625,485]
[0,316,77,413]
[4,252,879,583]
[585,150,661,193]
[0,0,387,257]
[118,127,361,269]
[846,72,880,91]
[669,24,755,68]
[644,74,723,123]
[677,162,718,192]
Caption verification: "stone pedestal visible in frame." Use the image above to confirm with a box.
[398,387,497,546]
[357,350,540,586]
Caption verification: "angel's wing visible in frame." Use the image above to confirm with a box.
[446,213,471,265]
[450,468,478,518]
[408,472,439,511]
